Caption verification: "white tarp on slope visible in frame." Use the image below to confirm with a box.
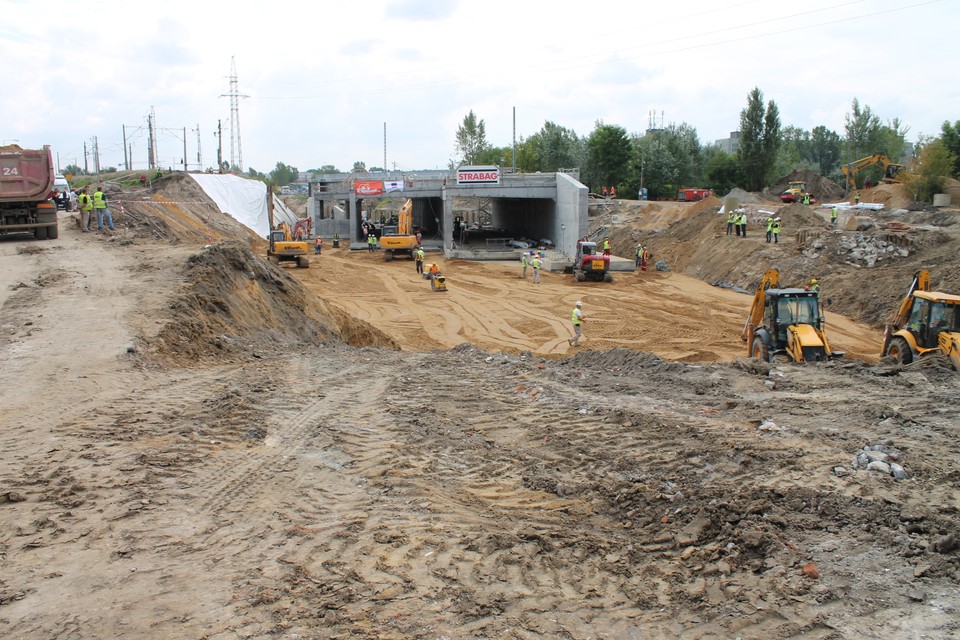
[189,173,301,237]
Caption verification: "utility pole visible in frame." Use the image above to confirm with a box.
[122,125,129,170]
[196,124,202,170]
[83,140,89,174]
[92,136,101,176]
[183,126,188,172]
[215,119,223,173]
[147,109,156,170]
[383,122,387,173]
[512,106,516,173]
[221,56,247,172]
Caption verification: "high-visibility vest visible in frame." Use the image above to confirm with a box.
[93,191,106,208]
[603,240,611,251]
[766,218,773,231]
[571,308,582,325]
[531,258,542,269]
[772,220,781,234]
[416,249,424,261]
[79,193,93,210]
[727,213,735,223]
[521,254,528,266]
[832,207,838,219]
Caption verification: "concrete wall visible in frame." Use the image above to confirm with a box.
[555,171,588,259]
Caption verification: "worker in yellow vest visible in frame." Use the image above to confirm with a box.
[568,301,585,346]
[727,211,735,235]
[93,186,114,231]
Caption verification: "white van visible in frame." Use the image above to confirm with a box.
[53,175,71,209]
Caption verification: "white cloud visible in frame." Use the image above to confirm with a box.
[2,0,955,173]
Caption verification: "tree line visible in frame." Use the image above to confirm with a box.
[452,88,958,202]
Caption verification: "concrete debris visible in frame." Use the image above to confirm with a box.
[850,444,910,480]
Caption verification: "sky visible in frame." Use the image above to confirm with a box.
[1,0,955,176]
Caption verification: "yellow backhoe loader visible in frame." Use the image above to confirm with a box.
[880,270,960,370]
[741,269,841,363]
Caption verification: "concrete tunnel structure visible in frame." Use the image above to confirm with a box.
[306,169,590,267]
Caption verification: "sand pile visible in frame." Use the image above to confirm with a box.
[769,169,845,202]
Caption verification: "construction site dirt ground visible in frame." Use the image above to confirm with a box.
[1,177,958,639]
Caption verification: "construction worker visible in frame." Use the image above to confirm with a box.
[93,186,114,231]
[635,244,643,268]
[78,187,93,232]
[738,210,747,238]
[854,192,861,205]
[726,210,735,235]
[734,208,742,237]
[520,251,529,279]
[810,278,820,294]
[803,194,810,206]
[602,238,611,256]
[765,216,774,243]
[428,262,440,279]
[772,217,782,244]
[831,206,839,227]
[314,236,323,255]
[415,246,425,274]
[568,301,585,346]
[531,253,543,284]
[610,186,617,198]
[367,234,376,252]
[641,246,650,271]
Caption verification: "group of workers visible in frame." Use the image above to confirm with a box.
[76,185,115,233]
[726,209,749,237]
[520,251,544,283]
[765,216,783,243]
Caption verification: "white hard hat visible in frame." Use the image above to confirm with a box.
[575,301,582,307]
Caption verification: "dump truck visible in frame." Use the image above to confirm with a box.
[880,270,960,369]
[741,269,841,363]
[0,144,59,240]
[379,199,417,261]
[569,240,612,282]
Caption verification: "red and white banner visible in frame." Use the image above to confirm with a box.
[354,180,383,196]
[456,165,500,184]
[384,180,404,193]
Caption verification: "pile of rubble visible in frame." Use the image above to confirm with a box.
[834,443,910,480]
[801,232,909,267]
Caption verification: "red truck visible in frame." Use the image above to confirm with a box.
[0,144,60,240]
[677,188,713,202]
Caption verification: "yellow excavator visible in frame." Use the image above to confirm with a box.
[841,154,905,191]
[267,221,310,268]
[741,269,841,363]
[379,199,418,261]
[880,270,960,370]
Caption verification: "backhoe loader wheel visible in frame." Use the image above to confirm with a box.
[886,337,913,365]
[751,337,770,362]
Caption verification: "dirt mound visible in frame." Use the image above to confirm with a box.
[769,168,845,202]
[776,202,828,226]
[720,187,768,204]
[114,173,265,248]
[150,242,397,364]
[863,182,918,210]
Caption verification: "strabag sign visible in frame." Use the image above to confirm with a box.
[456,165,500,185]
[354,180,383,196]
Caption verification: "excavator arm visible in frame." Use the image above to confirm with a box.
[841,154,905,190]
[397,199,413,235]
[880,270,930,358]
[741,269,780,344]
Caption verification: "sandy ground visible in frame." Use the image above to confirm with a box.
[297,247,880,363]
[1,200,958,640]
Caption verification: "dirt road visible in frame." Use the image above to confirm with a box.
[1,208,958,639]
[297,246,880,362]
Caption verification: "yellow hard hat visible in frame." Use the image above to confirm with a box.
[811,279,818,284]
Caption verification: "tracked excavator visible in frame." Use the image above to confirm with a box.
[841,154,904,191]
[379,199,418,261]
[267,222,310,268]
[741,269,841,363]
[880,270,960,370]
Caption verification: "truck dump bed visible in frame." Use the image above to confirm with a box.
[0,145,55,202]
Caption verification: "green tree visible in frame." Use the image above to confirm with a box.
[585,121,631,192]
[704,148,743,195]
[454,110,490,165]
[245,167,267,181]
[737,87,781,191]
[901,140,955,202]
[269,161,299,186]
[351,161,367,173]
[63,163,84,177]
[809,125,842,177]
[475,146,512,167]
[941,120,960,178]
[525,121,584,173]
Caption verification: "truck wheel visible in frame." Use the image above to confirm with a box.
[885,337,913,364]
[47,223,59,240]
[575,271,585,282]
[34,226,48,240]
[751,337,769,362]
